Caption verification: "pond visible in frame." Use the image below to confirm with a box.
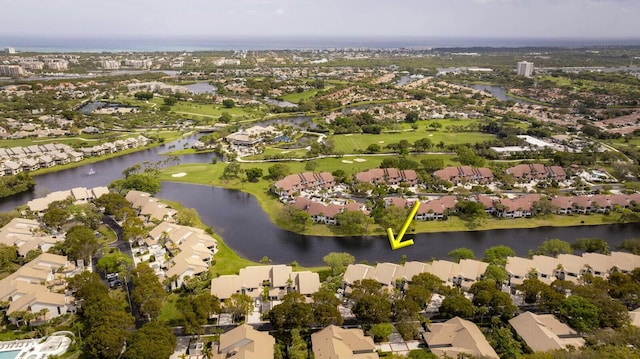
[183,82,217,94]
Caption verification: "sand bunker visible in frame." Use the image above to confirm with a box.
[171,172,187,177]
[378,141,385,143]
[342,160,354,164]
[354,158,366,162]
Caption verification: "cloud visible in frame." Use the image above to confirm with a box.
[274,8,285,15]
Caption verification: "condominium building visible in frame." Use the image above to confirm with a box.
[123,59,152,68]
[100,60,120,69]
[517,61,534,78]
[20,59,44,70]
[44,59,68,71]
[0,65,24,77]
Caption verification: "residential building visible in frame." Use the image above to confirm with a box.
[517,61,534,78]
[0,253,77,324]
[354,168,418,186]
[123,59,153,68]
[311,325,378,359]
[26,186,108,214]
[0,65,24,77]
[630,308,640,327]
[452,259,489,290]
[509,312,585,352]
[506,164,566,182]
[142,221,217,289]
[424,317,499,359]
[210,264,319,301]
[273,171,335,198]
[44,59,68,71]
[433,166,493,184]
[505,256,536,287]
[100,60,120,69]
[292,197,367,225]
[415,196,456,220]
[494,194,541,218]
[213,324,275,359]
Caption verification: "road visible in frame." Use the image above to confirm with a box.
[100,215,145,327]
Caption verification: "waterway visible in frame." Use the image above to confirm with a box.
[1,133,638,267]
[0,134,212,211]
[183,82,217,94]
[155,182,640,266]
[466,84,534,104]
[264,98,298,108]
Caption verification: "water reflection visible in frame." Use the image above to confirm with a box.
[157,182,640,266]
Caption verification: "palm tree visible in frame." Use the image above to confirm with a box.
[201,344,213,359]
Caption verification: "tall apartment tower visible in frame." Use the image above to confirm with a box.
[517,61,534,78]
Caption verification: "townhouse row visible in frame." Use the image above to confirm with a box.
[0,135,148,176]
[342,251,640,296]
[433,164,567,185]
[210,264,320,302]
[275,163,569,201]
[289,191,640,227]
[27,186,109,214]
[273,168,419,200]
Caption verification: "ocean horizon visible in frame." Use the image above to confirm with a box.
[2,35,640,53]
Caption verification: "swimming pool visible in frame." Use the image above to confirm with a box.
[0,350,20,359]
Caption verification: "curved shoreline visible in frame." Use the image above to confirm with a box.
[160,177,628,237]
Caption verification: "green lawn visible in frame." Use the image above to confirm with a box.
[332,130,495,153]
[243,147,310,160]
[160,159,623,237]
[412,214,616,234]
[607,137,640,147]
[157,293,182,325]
[124,96,265,120]
[281,89,321,103]
[539,75,574,87]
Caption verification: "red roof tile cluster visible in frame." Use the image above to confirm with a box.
[497,194,542,212]
[417,196,457,214]
[551,193,640,210]
[354,168,418,185]
[433,166,493,183]
[506,164,566,180]
[274,171,335,196]
[292,197,367,221]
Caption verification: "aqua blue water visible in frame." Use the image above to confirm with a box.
[0,350,20,359]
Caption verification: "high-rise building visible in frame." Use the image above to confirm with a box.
[4,47,16,54]
[517,61,534,78]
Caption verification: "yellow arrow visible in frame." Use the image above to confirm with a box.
[387,201,420,250]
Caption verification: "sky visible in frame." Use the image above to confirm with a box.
[1,0,639,39]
